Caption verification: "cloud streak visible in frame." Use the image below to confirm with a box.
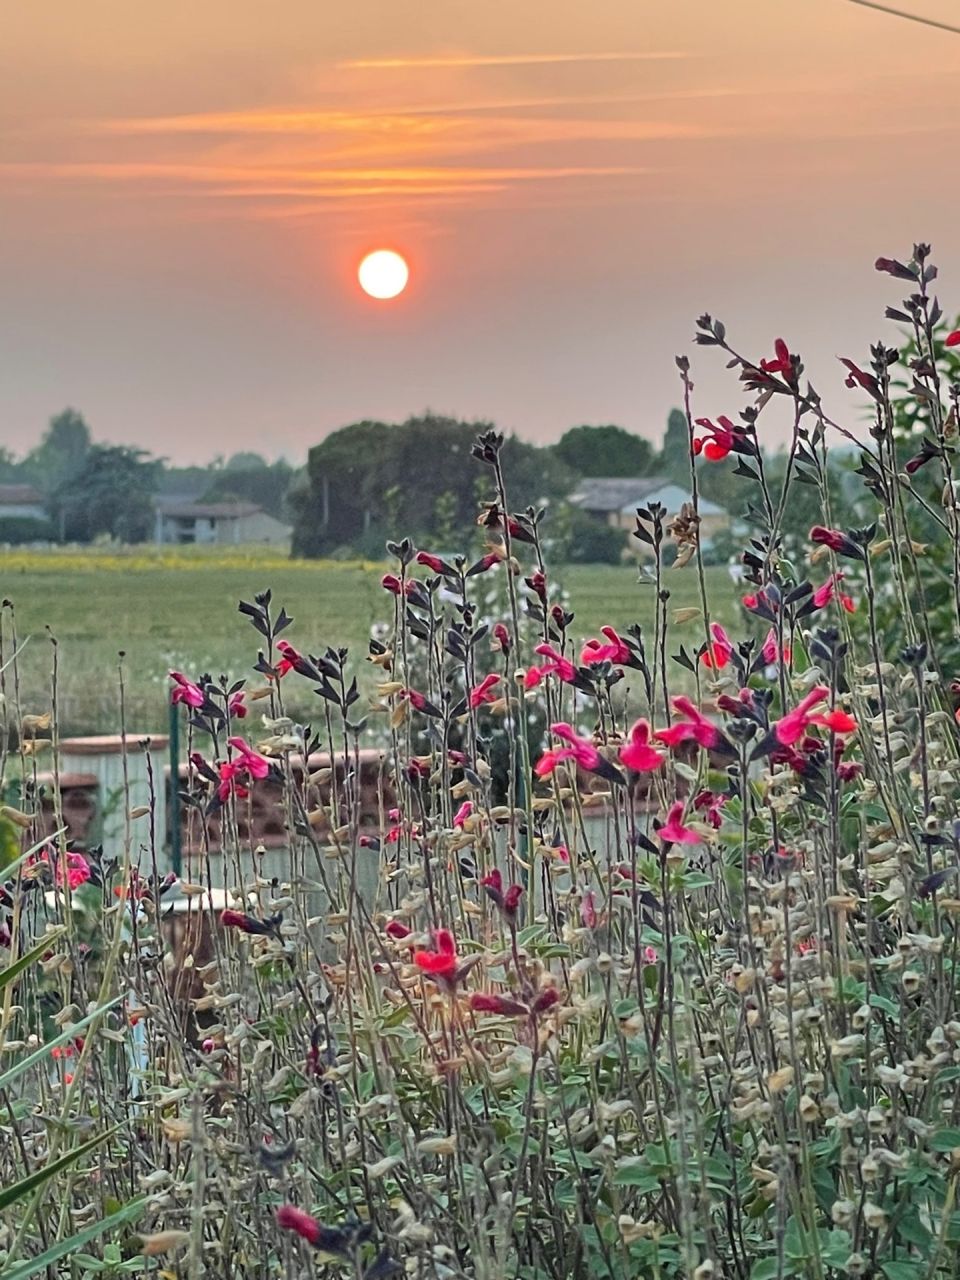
[338,50,692,70]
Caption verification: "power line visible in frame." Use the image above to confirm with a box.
[846,0,960,36]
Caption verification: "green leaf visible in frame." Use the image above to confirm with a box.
[0,929,67,995]
[0,1127,116,1211]
[0,1197,146,1280]
[0,814,19,873]
[930,1128,960,1152]
[882,1263,923,1280]
[750,1260,784,1280]
[680,871,715,890]
[0,994,123,1094]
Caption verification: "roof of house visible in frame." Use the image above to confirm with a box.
[0,484,44,506]
[618,485,727,519]
[155,499,264,520]
[568,476,670,512]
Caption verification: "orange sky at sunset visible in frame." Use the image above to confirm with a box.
[3,0,960,461]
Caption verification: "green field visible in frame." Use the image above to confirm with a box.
[1,547,738,736]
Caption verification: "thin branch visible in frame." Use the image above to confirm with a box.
[845,0,960,36]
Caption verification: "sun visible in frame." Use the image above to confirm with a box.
[358,249,409,300]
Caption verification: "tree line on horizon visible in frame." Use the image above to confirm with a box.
[0,407,842,561]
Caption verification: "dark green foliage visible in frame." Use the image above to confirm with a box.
[57,445,162,544]
[553,424,653,478]
[0,516,54,545]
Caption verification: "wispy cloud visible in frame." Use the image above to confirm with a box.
[338,51,691,70]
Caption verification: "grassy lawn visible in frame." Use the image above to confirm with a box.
[1,547,739,736]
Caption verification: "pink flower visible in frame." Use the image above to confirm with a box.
[761,628,791,666]
[655,696,720,750]
[529,643,579,685]
[619,719,665,773]
[693,790,726,829]
[658,801,700,845]
[227,737,270,780]
[643,945,658,965]
[525,570,547,601]
[812,572,856,613]
[469,673,501,709]
[580,890,599,929]
[700,622,733,671]
[276,1205,323,1248]
[228,691,247,719]
[774,686,830,746]
[169,671,204,708]
[774,690,861,748]
[453,800,474,829]
[580,626,632,667]
[492,622,511,653]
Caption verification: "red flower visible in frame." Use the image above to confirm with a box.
[761,627,790,666]
[619,719,665,773]
[524,643,580,690]
[169,671,204,708]
[220,908,277,935]
[492,622,511,653]
[947,330,960,348]
[470,992,529,1017]
[481,869,523,921]
[416,550,451,575]
[469,673,501,709]
[655,695,720,750]
[228,691,247,719]
[839,358,880,399]
[413,928,458,977]
[534,722,624,784]
[700,622,733,670]
[466,552,502,577]
[580,625,633,667]
[525,570,547,601]
[658,801,700,846]
[693,415,744,462]
[760,337,793,376]
[276,1203,325,1244]
[275,639,309,677]
[385,920,411,941]
[810,526,861,559]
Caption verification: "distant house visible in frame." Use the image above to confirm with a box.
[154,498,292,548]
[569,476,729,551]
[0,484,47,522]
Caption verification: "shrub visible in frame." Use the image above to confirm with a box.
[0,515,53,544]
[3,243,960,1278]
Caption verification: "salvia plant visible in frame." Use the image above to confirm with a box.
[3,245,960,1279]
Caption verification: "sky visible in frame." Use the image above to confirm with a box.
[3,0,960,464]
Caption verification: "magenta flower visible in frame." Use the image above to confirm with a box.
[762,628,790,666]
[773,686,830,746]
[228,691,247,719]
[658,801,700,846]
[619,719,665,773]
[655,696,720,750]
[492,622,511,653]
[227,737,270,779]
[469,673,501,709]
[812,572,856,613]
[453,800,474,829]
[693,790,726,829]
[580,625,632,667]
[580,890,599,929]
[169,671,204,708]
[535,722,624,784]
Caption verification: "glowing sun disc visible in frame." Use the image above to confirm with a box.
[358,249,409,299]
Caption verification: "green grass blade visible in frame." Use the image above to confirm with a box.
[0,827,68,881]
[0,1126,116,1212]
[0,929,66,995]
[0,994,123,1094]
[0,1196,146,1280]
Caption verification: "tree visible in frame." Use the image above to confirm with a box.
[659,408,689,483]
[553,425,653,477]
[203,460,295,520]
[57,445,162,544]
[25,409,91,494]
